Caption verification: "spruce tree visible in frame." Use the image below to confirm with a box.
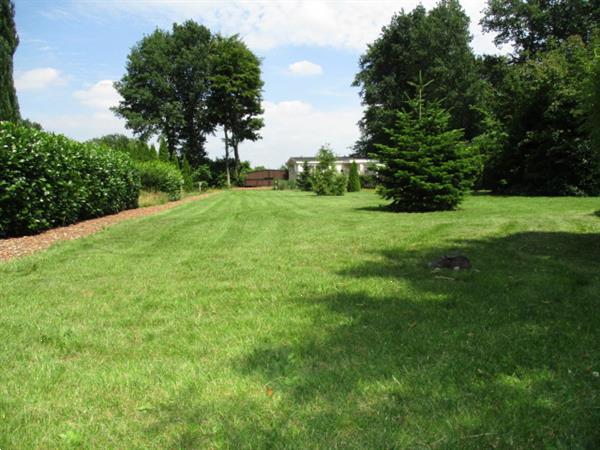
[375,75,476,211]
[347,161,361,192]
[297,161,313,191]
[0,0,20,122]
[312,145,346,196]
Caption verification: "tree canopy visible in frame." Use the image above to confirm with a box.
[353,0,482,156]
[481,0,600,56]
[114,22,263,174]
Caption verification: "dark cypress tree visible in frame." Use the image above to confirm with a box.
[181,155,194,191]
[375,75,477,211]
[297,161,313,191]
[0,0,20,122]
[347,161,361,192]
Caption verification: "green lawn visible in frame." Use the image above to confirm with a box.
[1,190,599,448]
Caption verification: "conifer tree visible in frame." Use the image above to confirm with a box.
[347,161,361,192]
[181,155,194,191]
[312,145,346,196]
[0,0,20,122]
[158,137,169,162]
[375,75,477,211]
[297,161,313,191]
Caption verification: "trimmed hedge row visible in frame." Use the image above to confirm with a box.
[136,160,183,201]
[0,122,140,238]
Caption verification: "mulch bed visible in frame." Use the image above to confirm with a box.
[0,192,218,262]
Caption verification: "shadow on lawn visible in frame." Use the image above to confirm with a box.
[151,232,600,448]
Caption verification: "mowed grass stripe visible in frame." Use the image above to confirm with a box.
[1,191,599,448]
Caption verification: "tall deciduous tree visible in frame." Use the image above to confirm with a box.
[0,0,20,122]
[481,0,600,56]
[353,0,482,156]
[113,21,214,166]
[208,35,264,185]
[375,75,477,211]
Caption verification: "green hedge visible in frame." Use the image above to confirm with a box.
[0,122,140,238]
[136,160,183,201]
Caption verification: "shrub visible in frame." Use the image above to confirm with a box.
[347,161,361,192]
[0,122,140,237]
[181,156,194,191]
[296,161,313,191]
[273,179,296,190]
[312,145,346,196]
[359,174,377,188]
[375,78,477,211]
[135,160,183,201]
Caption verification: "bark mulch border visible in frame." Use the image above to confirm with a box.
[0,191,219,262]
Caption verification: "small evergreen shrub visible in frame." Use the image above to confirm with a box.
[347,161,361,192]
[181,156,194,191]
[374,78,477,211]
[296,161,313,191]
[312,145,346,196]
[0,122,140,237]
[136,160,183,201]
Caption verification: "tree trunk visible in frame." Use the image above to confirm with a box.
[233,137,240,180]
[224,126,231,188]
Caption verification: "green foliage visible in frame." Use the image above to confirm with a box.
[135,160,183,201]
[486,37,600,195]
[181,155,194,191]
[273,179,297,190]
[583,42,600,155]
[88,134,157,162]
[296,161,313,191]
[158,136,169,162]
[192,164,212,187]
[114,21,213,166]
[481,0,600,56]
[375,77,476,211]
[359,174,377,189]
[209,35,264,177]
[347,161,361,192]
[312,146,346,196]
[0,0,20,122]
[353,0,484,155]
[0,122,140,237]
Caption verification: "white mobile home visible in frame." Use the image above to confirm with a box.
[287,156,376,182]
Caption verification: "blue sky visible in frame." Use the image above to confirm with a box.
[13,0,505,168]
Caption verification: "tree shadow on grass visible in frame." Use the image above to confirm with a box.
[593,210,600,218]
[149,232,600,448]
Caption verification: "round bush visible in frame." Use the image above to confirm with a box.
[135,160,183,201]
[0,122,140,237]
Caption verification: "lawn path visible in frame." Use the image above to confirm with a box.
[0,191,219,262]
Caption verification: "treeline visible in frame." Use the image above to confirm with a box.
[354,0,600,197]
[113,21,264,187]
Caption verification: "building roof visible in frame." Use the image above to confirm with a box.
[287,156,375,163]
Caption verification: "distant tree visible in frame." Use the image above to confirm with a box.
[485,37,600,195]
[181,155,194,191]
[88,134,156,161]
[19,118,42,130]
[375,75,477,211]
[0,0,20,122]
[114,21,214,166]
[312,145,346,196]
[481,0,600,56]
[353,0,483,156]
[297,161,313,191]
[170,152,181,170]
[347,161,361,192]
[158,136,169,162]
[192,164,212,187]
[253,165,267,171]
[208,35,264,182]
[583,41,600,156]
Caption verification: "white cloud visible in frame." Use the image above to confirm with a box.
[205,100,362,168]
[60,0,507,55]
[73,80,122,110]
[15,68,68,91]
[34,112,128,141]
[288,60,323,76]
